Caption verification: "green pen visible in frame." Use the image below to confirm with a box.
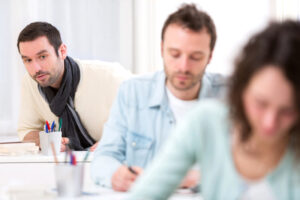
[58,118,62,131]
[83,148,90,162]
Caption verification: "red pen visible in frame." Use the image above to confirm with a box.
[73,155,77,166]
[70,153,77,165]
[46,120,50,132]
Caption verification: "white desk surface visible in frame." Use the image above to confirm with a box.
[0,151,202,200]
[0,151,93,163]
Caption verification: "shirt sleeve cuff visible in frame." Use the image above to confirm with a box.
[90,155,122,187]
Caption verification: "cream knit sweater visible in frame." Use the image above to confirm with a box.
[18,59,131,141]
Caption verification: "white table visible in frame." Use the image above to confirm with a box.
[0,151,202,200]
[0,151,93,163]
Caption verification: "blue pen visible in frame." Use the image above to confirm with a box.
[45,124,48,133]
[50,121,55,132]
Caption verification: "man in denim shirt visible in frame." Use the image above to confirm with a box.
[91,4,227,191]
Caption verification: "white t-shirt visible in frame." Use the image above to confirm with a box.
[241,180,276,200]
[230,135,276,200]
[166,87,199,124]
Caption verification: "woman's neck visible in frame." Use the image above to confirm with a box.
[232,128,290,180]
[241,132,289,158]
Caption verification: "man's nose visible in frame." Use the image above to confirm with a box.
[31,60,42,73]
[177,56,190,72]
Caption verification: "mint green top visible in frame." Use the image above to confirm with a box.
[128,100,300,200]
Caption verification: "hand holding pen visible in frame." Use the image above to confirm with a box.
[128,166,138,175]
[111,165,143,192]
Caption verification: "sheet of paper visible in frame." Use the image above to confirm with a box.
[0,136,20,144]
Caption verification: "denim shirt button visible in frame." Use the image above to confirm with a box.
[132,142,136,147]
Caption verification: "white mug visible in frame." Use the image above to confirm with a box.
[39,131,62,155]
[55,164,84,197]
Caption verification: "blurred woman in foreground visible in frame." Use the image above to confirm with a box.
[128,20,300,200]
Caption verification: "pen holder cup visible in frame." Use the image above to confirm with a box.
[39,131,62,155]
[54,164,84,197]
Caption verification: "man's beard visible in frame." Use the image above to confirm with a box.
[165,69,203,91]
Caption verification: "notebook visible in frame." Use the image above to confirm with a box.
[0,142,39,156]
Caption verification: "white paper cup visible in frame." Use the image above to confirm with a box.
[54,164,84,197]
[39,131,62,155]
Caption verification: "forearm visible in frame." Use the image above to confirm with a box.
[23,131,40,146]
[128,121,197,200]
[91,155,122,187]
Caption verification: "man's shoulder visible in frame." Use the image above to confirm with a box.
[75,59,131,77]
[22,72,32,81]
[22,72,38,90]
[200,72,228,99]
[121,70,163,91]
[203,72,228,87]
[117,71,164,106]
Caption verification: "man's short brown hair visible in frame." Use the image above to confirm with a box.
[161,3,217,51]
[17,22,62,56]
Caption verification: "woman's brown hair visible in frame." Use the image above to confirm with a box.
[228,20,300,154]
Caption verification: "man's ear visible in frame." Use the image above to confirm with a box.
[161,41,164,57]
[207,50,213,65]
[58,43,67,59]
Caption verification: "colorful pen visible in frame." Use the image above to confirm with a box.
[128,166,138,175]
[70,153,77,165]
[50,121,55,132]
[83,149,90,162]
[58,118,62,131]
[72,155,77,165]
[46,120,50,132]
[45,124,48,133]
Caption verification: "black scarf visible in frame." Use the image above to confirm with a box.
[38,56,95,150]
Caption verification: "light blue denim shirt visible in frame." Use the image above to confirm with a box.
[91,70,227,187]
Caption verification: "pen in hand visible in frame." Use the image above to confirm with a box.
[128,166,138,175]
[190,184,200,193]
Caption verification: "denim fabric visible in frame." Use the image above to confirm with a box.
[91,70,227,187]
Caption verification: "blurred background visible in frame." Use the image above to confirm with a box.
[0,0,299,135]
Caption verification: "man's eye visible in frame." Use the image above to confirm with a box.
[171,53,180,58]
[24,59,32,63]
[190,54,203,61]
[191,56,201,61]
[40,55,47,60]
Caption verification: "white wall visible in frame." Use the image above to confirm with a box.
[1,0,299,135]
[0,0,131,135]
[133,0,274,75]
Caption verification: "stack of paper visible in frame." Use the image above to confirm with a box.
[0,185,55,200]
[0,143,39,156]
[0,136,20,144]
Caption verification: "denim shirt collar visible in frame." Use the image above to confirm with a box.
[148,71,212,109]
[148,71,168,109]
[198,73,213,98]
